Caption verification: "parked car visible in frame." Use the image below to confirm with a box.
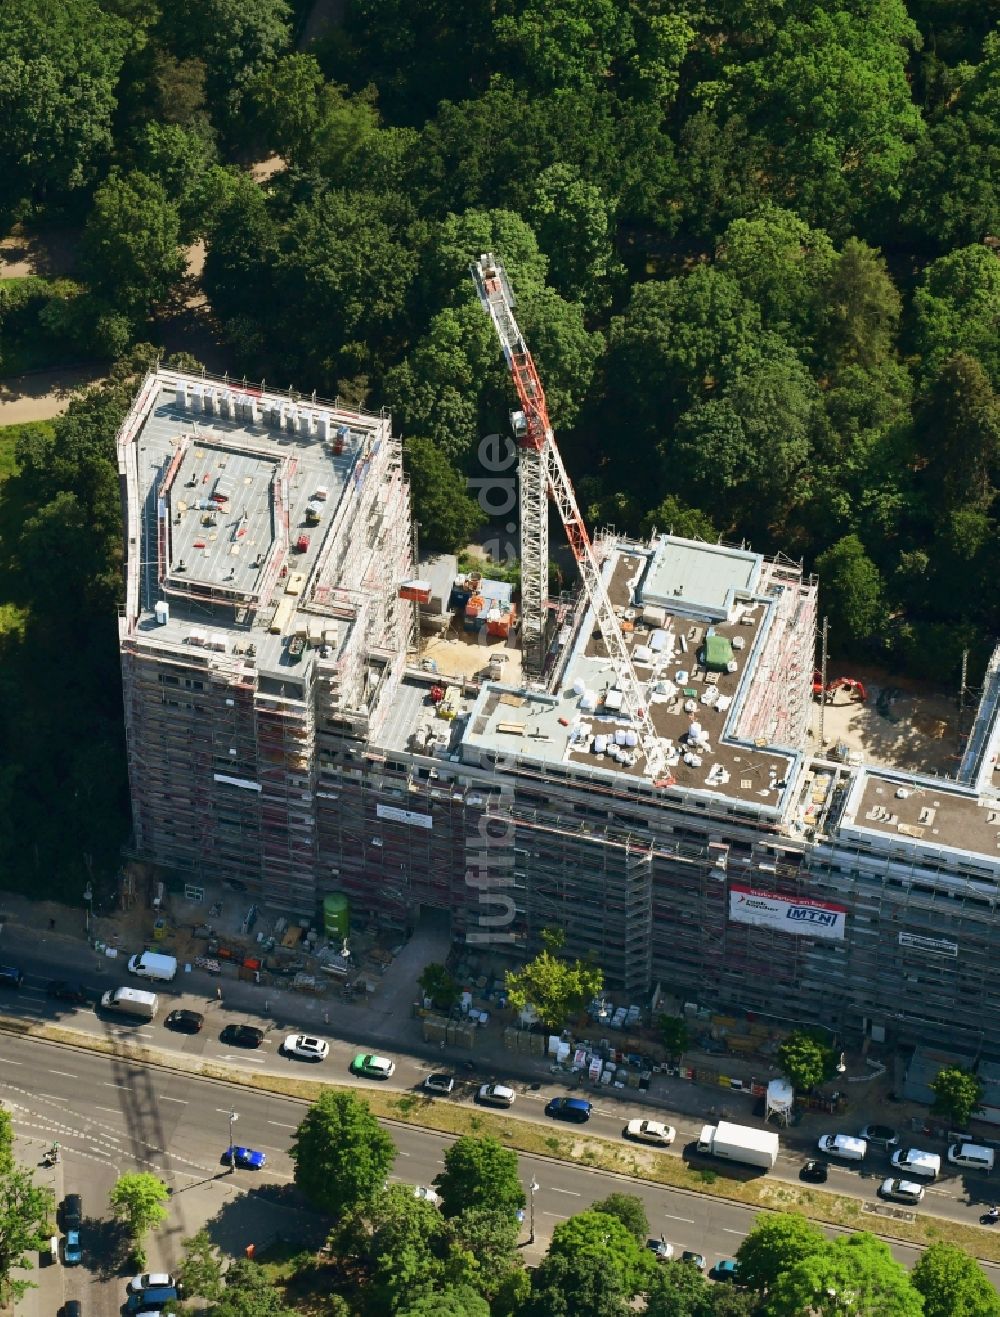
[165,1009,204,1034]
[879,1177,924,1204]
[891,1147,941,1180]
[223,1146,266,1170]
[63,1229,82,1266]
[477,1083,516,1108]
[127,1273,177,1295]
[859,1124,900,1149]
[624,1119,676,1146]
[545,1097,592,1124]
[125,1286,179,1313]
[818,1134,867,1162]
[0,965,24,988]
[681,1251,706,1271]
[62,1194,82,1229]
[62,1303,82,1317]
[220,1024,264,1049]
[351,1053,396,1079]
[709,1260,740,1283]
[800,1159,828,1183]
[422,1073,456,1095]
[46,981,89,1005]
[282,1034,329,1062]
[413,1185,441,1206]
[645,1238,675,1263]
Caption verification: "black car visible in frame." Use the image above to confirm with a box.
[220,1024,264,1048]
[62,1193,82,1229]
[165,1009,204,1034]
[46,981,89,1005]
[62,1303,81,1317]
[0,965,23,988]
[800,1159,828,1183]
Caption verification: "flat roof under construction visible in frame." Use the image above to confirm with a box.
[639,537,760,619]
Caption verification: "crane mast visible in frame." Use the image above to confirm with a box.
[471,253,664,777]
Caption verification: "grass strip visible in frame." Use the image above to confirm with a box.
[3,1015,995,1261]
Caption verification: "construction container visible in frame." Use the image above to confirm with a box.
[399,578,432,604]
[465,593,485,620]
[323,893,350,939]
[295,533,310,553]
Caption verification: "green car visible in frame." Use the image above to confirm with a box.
[351,1053,396,1079]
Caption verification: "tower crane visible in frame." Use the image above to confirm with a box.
[471,253,664,778]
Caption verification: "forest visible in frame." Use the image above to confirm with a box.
[0,0,998,894]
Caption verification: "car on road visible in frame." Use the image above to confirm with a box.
[62,1193,82,1229]
[282,1034,329,1062]
[351,1053,396,1079]
[127,1273,177,1295]
[125,1285,180,1313]
[223,1146,266,1170]
[63,1229,82,1266]
[624,1118,676,1146]
[891,1147,941,1180]
[165,1009,204,1034]
[681,1251,706,1271]
[544,1097,592,1124]
[220,1024,264,1049]
[422,1073,456,1095]
[645,1238,675,1263]
[0,965,24,988]
[62,1303,82,1317]
[859,1124,900,1149]
[800,1159,828,1183]
[413,1185,441,1206]
[46,981,89,1005]
[879,1177,924,1204]
[477,1083,516,1108]
[709,1260,740,1283]
[818,1134,867,1162]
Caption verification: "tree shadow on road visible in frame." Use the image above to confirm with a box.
[200,1183,328,1260]
[83,1214,132,1281]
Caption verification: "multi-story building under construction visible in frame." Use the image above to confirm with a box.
[119,367,1000,1058]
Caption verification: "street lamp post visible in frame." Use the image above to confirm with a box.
[229,1110,238,1172]
[83,883,93,935]
[529,1179,538,1244]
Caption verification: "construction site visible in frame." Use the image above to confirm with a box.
[117,256,1000,1060]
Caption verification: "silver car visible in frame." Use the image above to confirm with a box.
[880,1177,924,1204]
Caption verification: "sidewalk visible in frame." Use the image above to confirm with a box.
[0,890,930,1161]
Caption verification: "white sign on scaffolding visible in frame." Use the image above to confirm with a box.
[376,803,433,830]
[729,883,846,941]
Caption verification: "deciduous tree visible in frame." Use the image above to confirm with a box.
[930,1066,985,1128]
[911,1241,1000,1317]
[766,1231,923,1316]
[912,244,1000,387]
[290,1089,395,1217]
[433,1136,525,1220]
[403,438,486,553]
[108,1172,169,1250]
[590,1194,648,1243]
[815,535,885,649]
[777,1032,837,1094]
[178,1229,223,1302]
[735,1212,825,1292]
[505,928,604,1030]
[213,1258,296,1317]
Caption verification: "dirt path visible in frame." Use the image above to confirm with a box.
[0,231,78,281]
[0,365,106,426]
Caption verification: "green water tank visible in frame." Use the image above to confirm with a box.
[323,893,349,939]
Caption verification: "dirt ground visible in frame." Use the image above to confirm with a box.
[807,660,965,776]
[419,615,524,684]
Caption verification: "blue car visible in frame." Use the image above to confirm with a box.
[709,1259,740,1283]
[63,1229,82,1265]
[224,1145,266,1170]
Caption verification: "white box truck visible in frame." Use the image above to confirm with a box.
[697,1120,779,1170]
[127,952,178,982]
[101,987,159,1020]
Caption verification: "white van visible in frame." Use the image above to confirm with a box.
[818,1134,867,1162]
[101,987,159,1020]
[128,952,178,983]
[948,1142,995,1172]
[891,1147,941,1180]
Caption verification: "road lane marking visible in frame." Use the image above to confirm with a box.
[267,1121,296,1130]
[2,1059,22,1065]
[216,1053,266,1064]
[663,1213,695,1223]
[104,1082,127,1089]
[94,1106,119,1114]
[160,1096,186,1104]
[550,1187,581,1196]
[722,1228,745,1235]
[543,1211,569,1219]
[48,1070,77,1079]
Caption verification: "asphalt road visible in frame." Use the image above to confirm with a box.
[6,1028,999,1303]
[2,949,997,1237]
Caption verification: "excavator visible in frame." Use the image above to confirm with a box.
[812,671,867,703]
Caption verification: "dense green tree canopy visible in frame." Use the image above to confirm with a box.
[290,1089,396,1218]
[765,1232,923,1316]
[433,1136,525,1220]
[911,1241,1000,1317]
